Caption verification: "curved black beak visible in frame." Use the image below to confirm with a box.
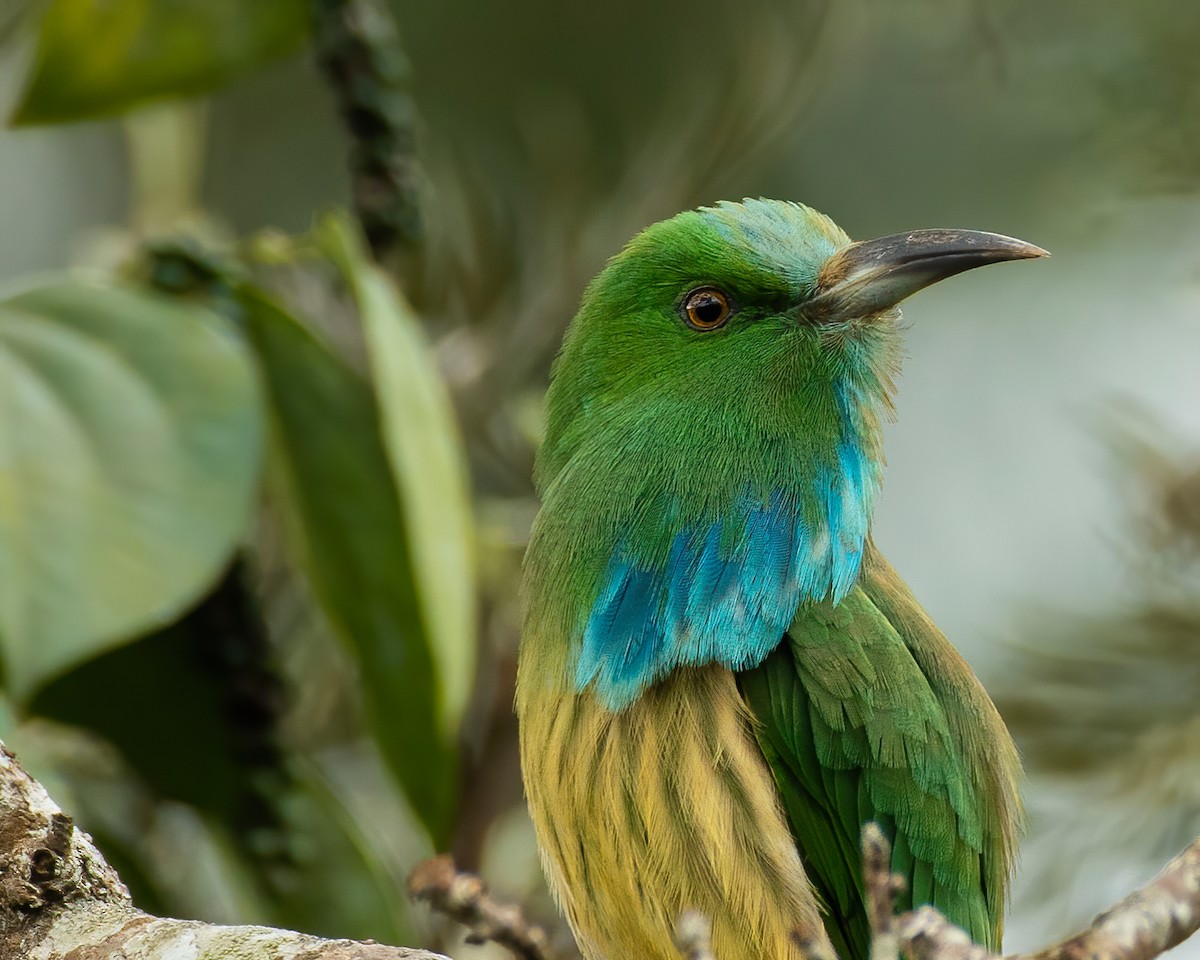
[804,229,1048,323]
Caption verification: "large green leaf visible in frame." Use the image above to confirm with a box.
[239,287,456,844]
[12,0,308,126]
[320,215,477,741]
[0,281,262,701]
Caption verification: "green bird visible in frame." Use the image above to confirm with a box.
[517,199,1040,960]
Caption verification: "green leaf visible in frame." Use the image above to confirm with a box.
[12,0,309,126]
[239,287,456,844]
[319,214,477,742]
[0,281,263,701]
[32,562,288,834]
[268,758,416,944]
[33,623,249,817]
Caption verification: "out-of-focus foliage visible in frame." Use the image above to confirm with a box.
[0,0,479,936]
[0,228,471,942]
[1006,2,1200,191]
[319,215,476,744]
[30,569,280,826]
[997,437,1200,778]
[239,282,457,845]
[12,0,309,125]
[0,283,261,699]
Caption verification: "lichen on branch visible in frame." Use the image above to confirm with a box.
[0,740,445,960]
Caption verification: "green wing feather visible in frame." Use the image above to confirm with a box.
[737,543,1022,960]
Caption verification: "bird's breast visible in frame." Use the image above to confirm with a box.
[566,457,876,710]
[516,658,829,960]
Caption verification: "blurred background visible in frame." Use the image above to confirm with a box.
[1,0,1199,956]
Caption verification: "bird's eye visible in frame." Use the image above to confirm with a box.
[682,288,732,331]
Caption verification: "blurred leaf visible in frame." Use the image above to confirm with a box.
[319,214,477,740]
[0,282,262,702]
[11,0,309,126]
[34,623,247,815]
[995,436,1200,778]
[0,0,36,46]
[238,286,456,845]
[32,562,289,846]
[267,759,414,943]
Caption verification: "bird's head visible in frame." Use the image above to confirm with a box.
[537,198,1044,499]
[527,199,1044,705]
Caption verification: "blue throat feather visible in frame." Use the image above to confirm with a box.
[575,377,879,709]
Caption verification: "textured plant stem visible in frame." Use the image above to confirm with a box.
[310,0,421,261]
[0,740,446,960]
[408,854,555,960]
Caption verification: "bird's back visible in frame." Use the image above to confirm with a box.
[739,543,1023,959]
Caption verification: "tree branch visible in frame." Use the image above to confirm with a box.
[894,907,995,960]
[863,823,906,960]
[0,740,446,960]
[408,854,556,960]
[860,825,1200,960]
[1018,838,1200,960]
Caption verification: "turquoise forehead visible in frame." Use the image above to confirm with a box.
[624,198,852,299]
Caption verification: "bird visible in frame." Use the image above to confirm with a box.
[517,198,1042,960]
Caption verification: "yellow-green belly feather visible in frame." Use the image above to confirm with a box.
[517,662,833,960]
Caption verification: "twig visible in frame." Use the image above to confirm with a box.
[859,824,1200,960]
[896,907,995,960]
[310,0,421,260]
[408,854,554,960]
[863,823,907,960]
[675,911,716,960]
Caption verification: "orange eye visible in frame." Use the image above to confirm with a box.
[682,288,732,331]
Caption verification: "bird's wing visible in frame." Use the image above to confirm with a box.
[737,543,1022,960]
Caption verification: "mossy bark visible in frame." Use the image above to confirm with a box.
[0,742,445,960]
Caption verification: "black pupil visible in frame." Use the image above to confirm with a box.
[692,295,723,325]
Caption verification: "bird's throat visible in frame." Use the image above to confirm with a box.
[525,354,889,709]
[563,380,881,708]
